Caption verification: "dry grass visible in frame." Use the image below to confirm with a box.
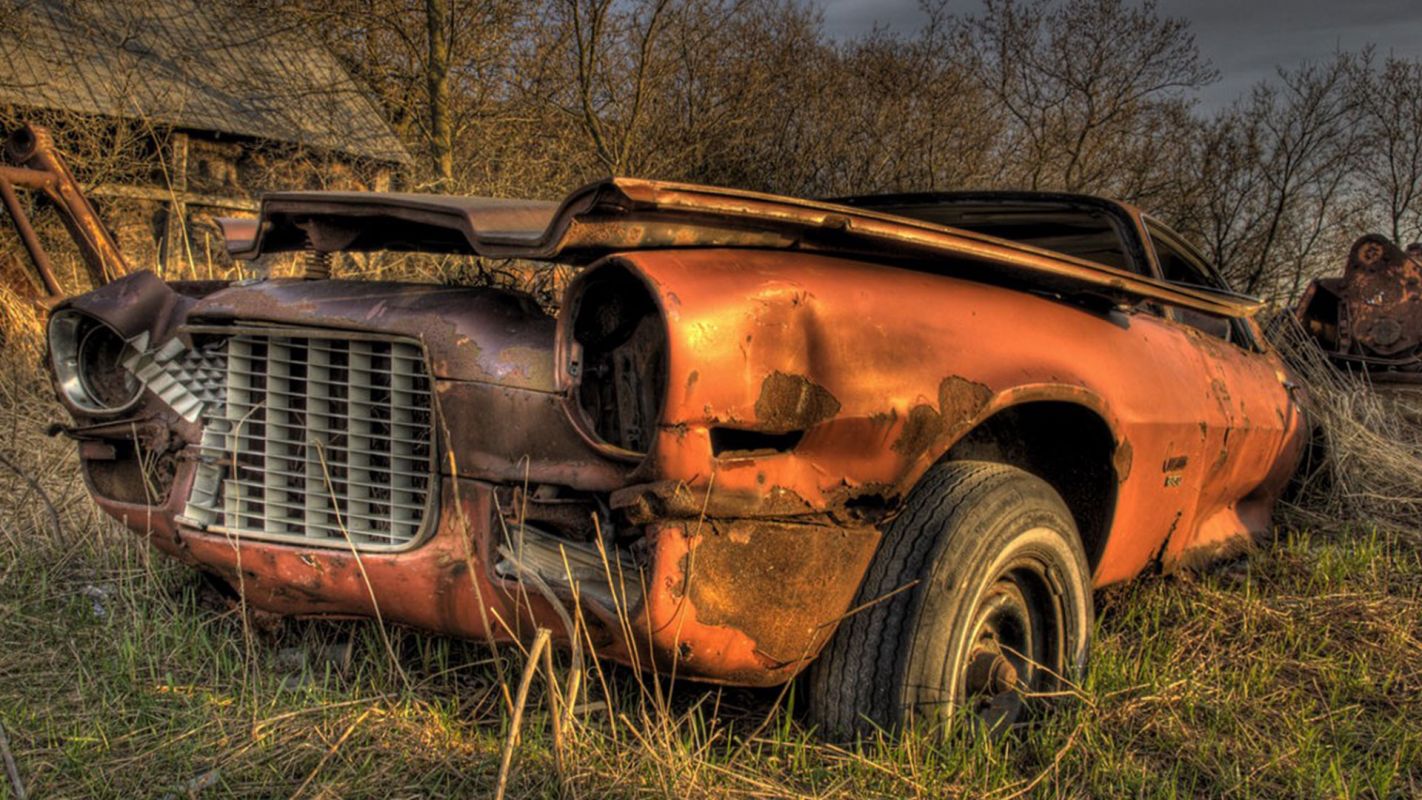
[1271,315,1422,546]
[0,317,1420,798]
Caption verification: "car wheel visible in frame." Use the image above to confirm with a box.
[807,460,1093,740]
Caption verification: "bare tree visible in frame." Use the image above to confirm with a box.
[960,0,1215,195]
[1160,56,1361,299]
[546,0,679,177]
[1352,53,1422,245]
[212,0,1420,307]
[425,0,455,187]
[252,0,525,190]
[1238,56,1358,297]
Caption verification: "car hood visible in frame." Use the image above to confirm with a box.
[186,278,558,390]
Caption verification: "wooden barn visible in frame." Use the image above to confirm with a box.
[0,0,410,292]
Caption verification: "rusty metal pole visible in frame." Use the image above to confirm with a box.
[6,124,129,286]
[0,173,61,297]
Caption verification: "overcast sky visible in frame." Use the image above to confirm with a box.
[818,0,1422,109]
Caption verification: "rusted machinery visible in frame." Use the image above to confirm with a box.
[1296,234,1422,383]
[0,124,129,301]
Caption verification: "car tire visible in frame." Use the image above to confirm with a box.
[807,460,1094,740]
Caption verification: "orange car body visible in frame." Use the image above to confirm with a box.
[49,180,1306,686]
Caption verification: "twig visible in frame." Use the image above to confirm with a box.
[0,720,27,800]
[495,628,551,800]
[992,720,1084,800]
[314,442,410,689]
[0,451,61,539]
[541,638,574,798]
[290,706,375,800]
[817,579,922,629]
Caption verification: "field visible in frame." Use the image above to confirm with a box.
[0,331,1420,799]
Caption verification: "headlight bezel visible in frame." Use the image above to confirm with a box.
[48,309,143,414]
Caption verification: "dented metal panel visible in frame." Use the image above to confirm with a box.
[569,249,1304,587]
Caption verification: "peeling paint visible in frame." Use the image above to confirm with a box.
[892,404,944,455]
[753,371,841,432]
[939,375,993,428]
[1113,438,1134,482]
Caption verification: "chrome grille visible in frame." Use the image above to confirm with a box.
[180,329,435,550]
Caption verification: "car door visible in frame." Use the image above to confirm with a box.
[1143,218,1302,563]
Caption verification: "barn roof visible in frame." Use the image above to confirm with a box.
[0,0,412,164]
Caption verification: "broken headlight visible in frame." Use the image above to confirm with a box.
[48,309,141,413]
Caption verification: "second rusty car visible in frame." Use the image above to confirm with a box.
[44,179,1307,737]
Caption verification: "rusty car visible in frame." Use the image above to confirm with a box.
[1296,233,1422,384]
[25,142,1307,737]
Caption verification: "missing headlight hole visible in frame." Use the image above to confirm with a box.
[572,265,667,454]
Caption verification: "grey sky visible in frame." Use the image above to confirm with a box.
[817,0,1422,109]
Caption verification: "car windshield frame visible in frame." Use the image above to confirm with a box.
[1140,215,1258,302]
[827,192,1152,277]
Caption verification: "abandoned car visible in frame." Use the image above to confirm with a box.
[1296,233,1422,384]
[41,177,1307,737]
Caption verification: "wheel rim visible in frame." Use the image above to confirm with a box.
[957,555,1064,732]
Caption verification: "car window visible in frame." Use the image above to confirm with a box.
[848,200,1144,274]
[904,209,1132,272]
[1153,230,1224,289]
[1146,220,1256,348]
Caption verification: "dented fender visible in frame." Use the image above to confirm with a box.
[591,248,1300,587]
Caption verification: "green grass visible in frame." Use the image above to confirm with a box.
[1,357,1419,798]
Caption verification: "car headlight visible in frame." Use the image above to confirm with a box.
[48,310,142,413]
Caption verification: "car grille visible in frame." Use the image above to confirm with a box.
[178,328,435,550]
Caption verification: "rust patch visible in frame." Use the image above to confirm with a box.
[495,345,554,388]
[1113,438,1133,482]
[893,376,991,455]
[612,480,820,522]
[1210,378,1231,408]
[682,519,881,667]
[892,404,944,455]
[753,371,841,432]
[938,376,993,428]
[1147,511,1182,572]
[1213,428,1232,471]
